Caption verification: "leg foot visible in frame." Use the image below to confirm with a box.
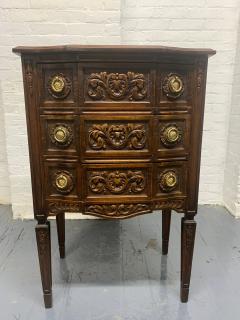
[162,209,171,255]
[180,217,196,303]
[56,212,65,259]
[35,221,52,308]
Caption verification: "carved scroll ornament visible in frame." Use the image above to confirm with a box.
[87,71,147,101]
[88,123,146,150]
[88,170,146,195]
[86,203,151,218]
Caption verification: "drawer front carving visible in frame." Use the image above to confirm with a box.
[154,162,187,197]
[83,64,152,110]
[156,114,190,157]
[81,115,152,158]
[86,71,147,101]
[41,115,78,154]
[39,63,78,107]
[84,164,151,200]
[85,202,152,219]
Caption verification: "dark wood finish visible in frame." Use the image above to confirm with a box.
[13,44,215,307]
[56,212,65,259]
[181,218,196,302]
[35,221,52,308]
[162,209,171,255]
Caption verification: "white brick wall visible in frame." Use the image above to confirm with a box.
[223,20,240,216]
[121,0,240,206]
[0,0,239,218]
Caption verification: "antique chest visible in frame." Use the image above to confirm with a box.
[13,45,215,308]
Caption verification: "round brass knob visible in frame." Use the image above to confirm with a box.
[50,75,65,93]
[163,73,184,99]
[53,171,74,194]
[50,123,73,147]
[160,124,182,147]
[53,126,69,144]
[159,170,178,192]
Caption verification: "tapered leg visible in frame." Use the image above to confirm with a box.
[162,209,171,255]
[35,221,52,308]
[56,212,65,259]
[181,217,196,302]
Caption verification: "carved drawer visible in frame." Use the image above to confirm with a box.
[82,63,154,111]
[155,114,191,159]
[80,114,153,160]
[153,161,187,198]
[38,63,78,108]
[83,163,152,201]
[40,115,79,156]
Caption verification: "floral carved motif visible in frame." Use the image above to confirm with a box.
[154,199,185,210]
[88,123,147,150]
[88,170,146,195]
[48,201,81,214]
[37,229,48,256]
[185,221,196,249]
[86,203,151,218]
[87,72,147,101]
[25,61,33,96]
[196,60,205,89]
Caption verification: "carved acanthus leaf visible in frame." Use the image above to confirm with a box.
[87,71,147,101]
[88,123,147,150]
[86,203,151,218]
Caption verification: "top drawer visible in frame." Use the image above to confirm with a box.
[38,62,194,111]
[38,62,154,111]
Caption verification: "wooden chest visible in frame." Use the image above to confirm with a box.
[13,45,215,308]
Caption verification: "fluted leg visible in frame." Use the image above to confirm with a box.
[181,217,196,302]
[35,221,52,308]
[56,212,65,259]
[162,209,171,255]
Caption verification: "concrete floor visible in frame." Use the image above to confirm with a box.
[0,205,240,320]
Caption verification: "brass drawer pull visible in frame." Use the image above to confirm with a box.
[51,75,65,93]
[49,124,73,147]
[159,170,178,192]
[163,73,184,99]
[47,73,72,99]
[160,124,182,147]
[53,171,74,194]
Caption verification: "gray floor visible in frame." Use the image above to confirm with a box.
[0,205,240,320]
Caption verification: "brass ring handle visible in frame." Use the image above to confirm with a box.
[164,171,177,188]
[53,171,74,194]
[55,173,68,190]
[168,75,183,94]
[50,75,65,93]
[159,170,178,192]
[53,126,69,144]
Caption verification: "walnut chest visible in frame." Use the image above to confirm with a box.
[13,45,215,308]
